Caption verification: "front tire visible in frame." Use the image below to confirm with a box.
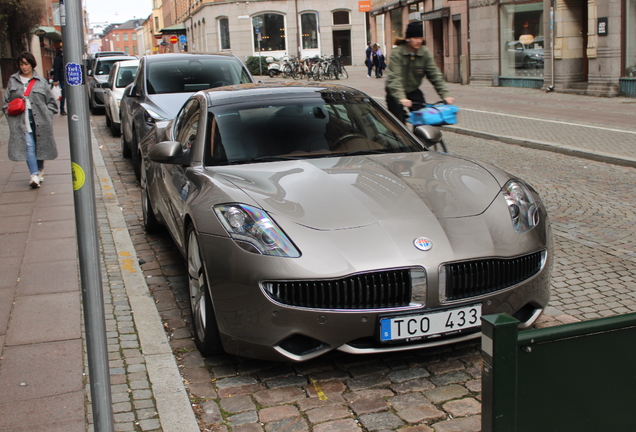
[140,167,161,233]
[121,133,131,158]
[131,133,141,181]
[187,226,223,357]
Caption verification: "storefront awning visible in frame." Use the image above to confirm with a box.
[421,8,450,21]
[159,23,186,35]
[370,0,408,17]
[34,26,62,41]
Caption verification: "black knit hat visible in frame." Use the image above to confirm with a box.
[405,21,423,39]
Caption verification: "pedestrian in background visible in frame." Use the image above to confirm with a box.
[2,52,59,188]
[53,48,66,115]
[372,44,386,78]
[365,42,374,78]
[385,21,455,123]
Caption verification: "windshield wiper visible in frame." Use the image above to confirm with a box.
[226,155,303,164]
[332,149,392,157]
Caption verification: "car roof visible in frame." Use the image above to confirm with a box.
[116,59,140,67]
[96,55,137,62]
[202,82,367,107]
[94,51,127,57]
[142,52,241,64]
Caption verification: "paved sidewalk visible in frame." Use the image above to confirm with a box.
[0,114,198,432]
[0,73,634,431]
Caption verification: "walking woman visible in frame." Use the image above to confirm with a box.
[2,52,58,188]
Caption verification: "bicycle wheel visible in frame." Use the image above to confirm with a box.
[327,65,337,80]
[339,65,348,79]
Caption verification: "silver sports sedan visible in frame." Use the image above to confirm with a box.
[139,83,552,362]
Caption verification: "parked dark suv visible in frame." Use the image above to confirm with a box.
[120,53,254,180]
[87,54,136,114]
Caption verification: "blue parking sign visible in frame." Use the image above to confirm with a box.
[179,35,187,44]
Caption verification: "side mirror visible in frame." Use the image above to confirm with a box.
[101,82,112,89]
[414,125,443,148]
[148,141,190,165]
[87,69,93,76]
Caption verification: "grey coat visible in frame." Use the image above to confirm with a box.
[2,70,58,161]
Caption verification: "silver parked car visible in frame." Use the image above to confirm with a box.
[103,59,140,137]
[120,53,253,180]
[139,83,553,362]
[87,54,136,114]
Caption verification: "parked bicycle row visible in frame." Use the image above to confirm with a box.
[266,55,348,81]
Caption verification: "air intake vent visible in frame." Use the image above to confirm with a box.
[442,251,545,302]
[263,269,413,310]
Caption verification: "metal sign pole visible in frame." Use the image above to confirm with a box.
[59,0,115,431]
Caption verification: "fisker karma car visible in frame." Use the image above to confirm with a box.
[138,82,553,362]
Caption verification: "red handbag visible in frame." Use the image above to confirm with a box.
[7,79,36,116]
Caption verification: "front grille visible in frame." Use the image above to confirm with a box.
[263,269,413,310]
[442,251,545,302]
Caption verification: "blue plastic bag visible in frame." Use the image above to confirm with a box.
[409,104,459,126]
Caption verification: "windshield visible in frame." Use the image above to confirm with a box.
[207,95,424,166]
[95,59,125,76]
[146,58,252,94]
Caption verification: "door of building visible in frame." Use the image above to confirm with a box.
[432,19,444,72]
[333,30,352,65]
[452,17,462,82]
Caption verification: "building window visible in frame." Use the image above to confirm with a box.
[124,33,129,41]
[155,16,159,30]
[153,0,158,8]
[132,33,137,41]
[219,17,230,50]
[301,12,318,49]
[627,0,636,76]
[125,46,129,54]
[390,9,402,40]
[252,13,286,52]
[333,10,350,25]
[500,2,544,78]
[115,34,120,42]
[134,46,138,54]
[52,2,60,26]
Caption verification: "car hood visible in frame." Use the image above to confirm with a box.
[215,152,503,230]
[145,93,194,119]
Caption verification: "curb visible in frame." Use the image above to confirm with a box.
[440,125,636,168]
[91,128,200,432]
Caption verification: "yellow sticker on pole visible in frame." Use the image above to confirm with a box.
[71,162,86,191]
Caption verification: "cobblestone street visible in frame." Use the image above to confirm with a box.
[89,92,636,430]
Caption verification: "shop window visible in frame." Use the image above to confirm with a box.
[219,17,230,50]
[252,13,286,52]
[391,9,403,41]
[627,0,636,76]
[301,12,318,49]
[333,11,350,25]
[500,2,544,78]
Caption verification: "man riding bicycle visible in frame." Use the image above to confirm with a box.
[385,21,455,124]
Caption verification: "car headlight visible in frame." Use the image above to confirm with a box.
[502,180,539,233]
[214,204,301,258]
[144,108,168,126]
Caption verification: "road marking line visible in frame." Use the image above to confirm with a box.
[310,378,328,400]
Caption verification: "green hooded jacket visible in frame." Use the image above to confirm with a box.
[385,43,450,102]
